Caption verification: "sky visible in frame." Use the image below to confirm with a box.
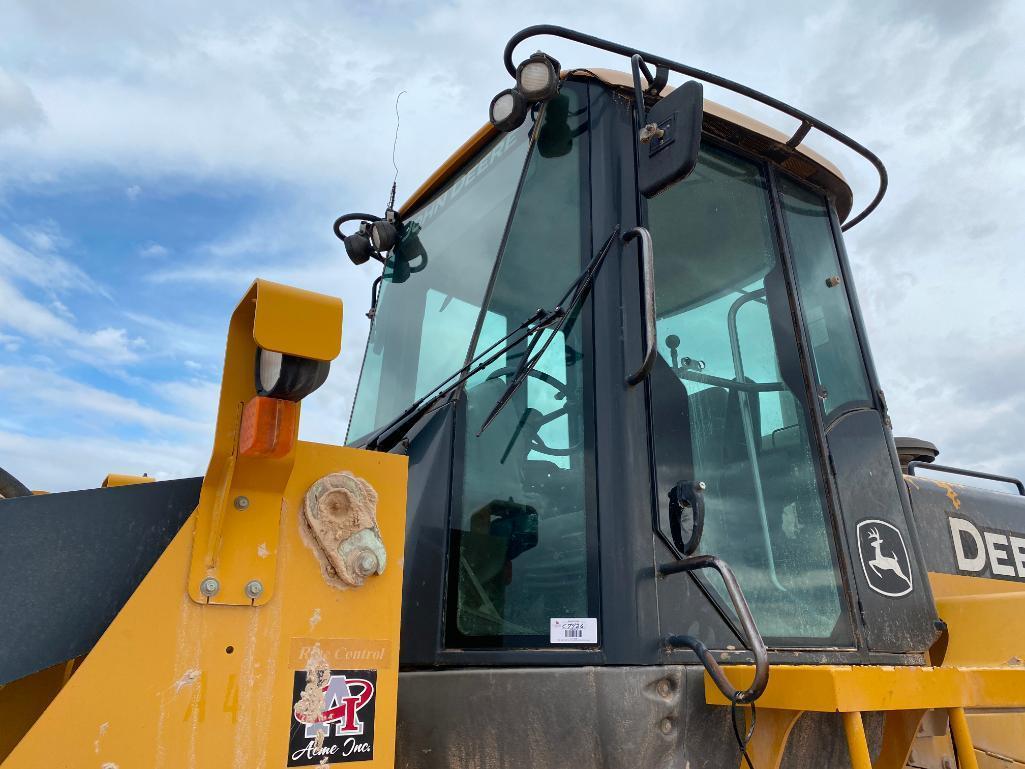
[0,0,1023,492]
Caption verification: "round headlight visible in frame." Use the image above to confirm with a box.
[515,51,560,102]
[489,89,527,132]
[343,232,374,265]
[370,220,398,253]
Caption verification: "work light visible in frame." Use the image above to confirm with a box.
[515,51,560,102]
[370,220,398,253]
[489,89,527,132]
[255,347,330,401]
[343,228,376,265]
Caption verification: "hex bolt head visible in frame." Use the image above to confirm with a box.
[359,554,378,574]
[233,495,250,510]
[199,577,220,597]
[244,580,264,600]
[660,717,674,735]
[656,679,672,698]
[697,481,707,491]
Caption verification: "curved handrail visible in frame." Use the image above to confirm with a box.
[659,554,769,703]
[502,25,887,230]
[623,227,656,386]
[908,461,1025,497]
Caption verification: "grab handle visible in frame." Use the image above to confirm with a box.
[659,554,769,703]
[624,227,656,386]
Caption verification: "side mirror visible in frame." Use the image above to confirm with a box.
[668,480,705,555]
[637,80,703,198]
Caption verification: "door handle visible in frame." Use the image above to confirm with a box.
[624,227,656,386]
[659,554,769,703]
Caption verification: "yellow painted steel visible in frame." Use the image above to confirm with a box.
[704,665,1025,712]
[187,279,343,607]
[1,441,407,769]
[841,712,873,769]
[950,706,982,769]
[0,659,79,762]
[251,280,343,362]
[102,473,155,487]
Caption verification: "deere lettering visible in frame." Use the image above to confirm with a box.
[948,516,1025,581]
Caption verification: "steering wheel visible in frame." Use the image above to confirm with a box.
[484,366,580,457]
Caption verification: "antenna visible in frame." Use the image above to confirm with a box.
[387,90,407,212]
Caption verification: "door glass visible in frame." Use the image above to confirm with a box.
[647,144,851,643]
[447,84,595,647]
[778,176,873,420]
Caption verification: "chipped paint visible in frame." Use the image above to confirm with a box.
[94,721,109,754]
[101,763,119,769]
[931,479,962,510]
[173,668,201,694]
[309,607,322,632]
[257,542,269,559]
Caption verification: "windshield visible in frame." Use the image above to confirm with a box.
[346,127,531,442]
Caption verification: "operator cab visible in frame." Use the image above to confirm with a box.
[341,34,940,675]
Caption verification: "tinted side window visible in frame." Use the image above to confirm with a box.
[779,176,873,420]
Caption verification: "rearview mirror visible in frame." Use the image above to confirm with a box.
[638,80,703,198]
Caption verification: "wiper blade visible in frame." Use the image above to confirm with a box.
[476,225,620,436]
[366,307,552,452]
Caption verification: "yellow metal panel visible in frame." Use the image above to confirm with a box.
[704,665,1025,712]
[2,441,407,769]
[102,473,156,487]
[930,571,1025,598]
[965,711,1025,765]
[188,279,343,607]
[251,280,343,361]
[949,707,982,769]
[0,660,77,762]
[936,591,1025,666]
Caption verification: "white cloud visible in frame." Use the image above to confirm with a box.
[125,184,142,200]
[0,0,1022,491]
[0,69,46,136]
[138,242,169,258]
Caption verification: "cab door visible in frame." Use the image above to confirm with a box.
[642,142,857,651]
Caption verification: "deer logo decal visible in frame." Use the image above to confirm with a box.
[856,519,914,597]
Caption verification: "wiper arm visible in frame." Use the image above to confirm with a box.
[476,225,620,436]
[365,225,620,453]
[366,307,553,452]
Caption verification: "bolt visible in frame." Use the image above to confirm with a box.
[233,495,250,510]
[244,580,264,600]
[199,577,220,597]
[656,679,672,698]
[359,554,378,574]
[660,717,674,735]
[825,275,841,288]
[697,481,707,492]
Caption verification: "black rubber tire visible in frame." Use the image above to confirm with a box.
[0,466,32,499]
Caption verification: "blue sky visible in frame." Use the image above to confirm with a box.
[1,0,1024,491]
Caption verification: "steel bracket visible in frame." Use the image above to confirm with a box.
[187,279,343,606]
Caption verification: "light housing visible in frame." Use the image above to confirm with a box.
[343,229,376,265]
[369,219,398,253]
[515,51,561,102]
[489,89,528,132]
[254,347,330,402]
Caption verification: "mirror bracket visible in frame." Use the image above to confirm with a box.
[669,480,706,555]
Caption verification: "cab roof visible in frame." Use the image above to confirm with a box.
[402,69,854,222]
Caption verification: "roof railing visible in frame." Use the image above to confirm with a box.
[503,24,888,230]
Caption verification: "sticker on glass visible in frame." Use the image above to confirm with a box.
[550,617,598,644]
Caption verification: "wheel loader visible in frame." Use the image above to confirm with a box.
[2,24,1024,769]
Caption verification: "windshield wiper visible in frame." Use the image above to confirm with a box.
[365,225,620,453]
[476,225,620,436]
